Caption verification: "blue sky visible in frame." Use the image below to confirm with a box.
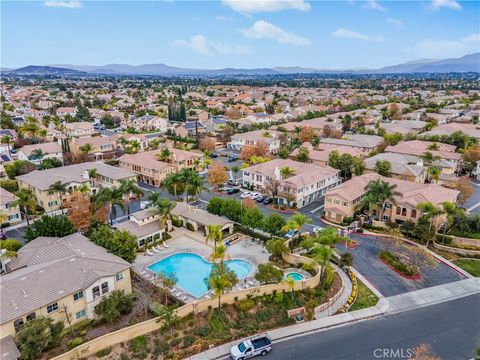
[1,0,479,69]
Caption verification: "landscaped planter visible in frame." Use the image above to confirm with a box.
[379,251,421,280]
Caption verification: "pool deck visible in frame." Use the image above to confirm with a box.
[134,229,270,303]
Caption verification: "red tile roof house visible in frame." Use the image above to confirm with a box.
[289,142,365,167]
[17,142,63,165]
[324,173,459,225]
[227,130,282,154]
[242,158,340,208]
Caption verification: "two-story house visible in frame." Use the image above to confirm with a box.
[0,188,21,225]
[17,142,63,165]
[227,130,282,154]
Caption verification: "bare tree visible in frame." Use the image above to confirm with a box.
[265,177,281,205]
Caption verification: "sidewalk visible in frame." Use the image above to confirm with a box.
[187,277,480,360]
[315,264,352,319]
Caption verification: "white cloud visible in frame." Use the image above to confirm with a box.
[407,33,480,58]
[332,28,384,42]
[362,0,386,11]
[431,0,462,11]
[240,20,310,46]
[386,18,402,26]
[44,1,82,8]
[222,0,310,13]
[173,35,250,56]
[215,15,233,21]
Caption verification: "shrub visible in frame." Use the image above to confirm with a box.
[67,337,84,350]
[254,263,283,284]
[380,251,417,276]
[171,217,183,227]
[193,326,210,337]
[95,291,133,323]
[24,215,75,241]
[170,338,181,348]
[88,225,137,263]
[186,222,194,231]
[182,335,195,349]
[0,239,22,251]
[235,299,255,312]
[96,347,113,358]
[0,222,10,229]
[129,336,148,353]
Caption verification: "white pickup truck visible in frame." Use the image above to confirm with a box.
[230,334,272,360]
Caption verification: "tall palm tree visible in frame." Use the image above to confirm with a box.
[285,276,296,300]
[355,192,378,220]
[94,187,126,225]
[206,224,223,248]
[179,167,196,202]
[186,172,208,203]
[49,180,67,215]
[151,198,176,232]
[162,172,183,199]
[30,149,45,161]
[14,189,37,226]
[416,201,444,244]
[211,244,228,265]
[119,179,143,215]
[420,151,441,182]
[429,167,441,183]
[282,213,313,252]
[205,263,237,308]
[157,148,171,162]
[363,180,402,221]
[312,245,333,288]
[230,165,240,181]
[128,140,141,154]
[79,143,93,155]
[87,168,97,187]
[280,166,295,179]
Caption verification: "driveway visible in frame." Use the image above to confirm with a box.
[337,233,466,297]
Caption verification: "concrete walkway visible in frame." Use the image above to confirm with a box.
[315,264,352,319]
[187,277,480,360]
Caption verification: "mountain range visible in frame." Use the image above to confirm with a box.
[4,53,479,76]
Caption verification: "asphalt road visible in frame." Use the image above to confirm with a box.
[264,294,480,360]
[338,233,466,297]
[464,179,480,214]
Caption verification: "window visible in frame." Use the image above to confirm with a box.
[385,202,391,209]
[47,302,58,313]
[396,207,401,215]
[75,309,86,320]
[8,214,19,221]
[411,209,417,218]
[342,201,348,207]
[401,208,407,216]
[101,282,109,295]
[116,272,124,281]
[26,313,36,321]
[14,319,24,332]
[73,291,84,301]
[382,215,390,222]
[92,286,100,299]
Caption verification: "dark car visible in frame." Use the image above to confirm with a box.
[263,197,273,205]
[228,155,239,162]
[256,195,265,202]
[210,153,219,158]
[0,231,7,240]
[227,188,240,194]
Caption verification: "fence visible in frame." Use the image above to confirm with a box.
[52,241,322,360]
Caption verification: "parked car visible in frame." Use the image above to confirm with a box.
[228,179,240,186]
[0,231,7,240]
[230,334,272,360]
[228,155,239,162]
[256,195,265,202]
[240,191,251,199]
[210,152,219,158]
[227,187,240,194]
[313,226,324,234]
[284,229,299,239]
[263,197,273,205]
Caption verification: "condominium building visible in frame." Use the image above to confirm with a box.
[0,188,21,225]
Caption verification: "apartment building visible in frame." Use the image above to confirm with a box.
[15,162,137,212]
[0,233,132,338]
[324,173,459,224]
[118,148,204,187]
[227,129,282,154]
[0,188,21,225]
[242,159,340,208]
[17,142,63,165]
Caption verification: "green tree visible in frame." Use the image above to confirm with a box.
[39,158,63,170]
[79,143,93,155]
[266,238,288,260]
[5,160,36,179]
[206,224,223,247]
[262,213,286,237]
[416,202,444,244]
[24,215,75,241]
[162,172,184,199]
[14,188,37,226]
[312,245,333,288]
[16,317,64,360]
[280,166,295,179]
[282,213,312,252]
[154,271,177,305]
[48,180,67,215]
[88,225,137,263]
[255,263,284,284]
[94,290,133,323]
[204,263,238,308]
[374,160,392,177]
[241,207,264,230]
[420,151,441,182]
[0,179,19,193]
[151,198,176,232]
[94,187,126,225]
[362,179,402,221]
[119,179,143,215]
[295,147,310,163]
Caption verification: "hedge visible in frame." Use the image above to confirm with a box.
[379,251,417,277]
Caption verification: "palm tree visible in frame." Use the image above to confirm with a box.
[206,224,223,248]
[79,143,93,155]
[1,135,12,154]
[94,187,126,225]
[363,180,402,221]
[205,263,238,308]
[420,151,441,182]
[282,213,313,252]
[129,139,141,154]
[30,149,45,161]
[119,179,143,215]
[14,189,37,226]
[186,172,208,203]
[312,245,333,288]
[157,148,171,162]
[179,167,196,202]
[355,192,378,220]
[429,167,441,183]
[284,276,295,300]
[151,198,176,232]
[162,172,183,199]
[230,165,240,181]
[116,136,129,150]
[87,168,97,187]
[280,166,295,179]
[416,202,444,244]
[49,180,67,215]
[211,244,228,264]
[0,211,7,229]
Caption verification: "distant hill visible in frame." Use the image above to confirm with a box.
[6,53,479,76]
[8,65,84,75]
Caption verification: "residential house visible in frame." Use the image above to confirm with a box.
[422,123,480,140]
[16,162,137,212]
[227,130,282,154]
[363,153,426,183]
[242,159,340,208]
[56,107,77,118]
[115,208,163,248]
[17,142,63,165]
[65,122,95,138]
[379,120,427,135]
[0,233,132,338]
[324,173,459,224]
[0,188,21,225]
[71,136,116,157]
[129,115,168,132]
[320,134,384,152]
[289,142,365,167]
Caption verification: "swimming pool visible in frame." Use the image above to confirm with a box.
[147,253,252,298]
[285,272,305,281]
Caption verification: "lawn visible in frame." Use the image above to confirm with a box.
[348,279,379,312]
[453,258,480,277]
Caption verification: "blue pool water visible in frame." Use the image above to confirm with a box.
[285,272,304,281]
[148,253,252,297]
